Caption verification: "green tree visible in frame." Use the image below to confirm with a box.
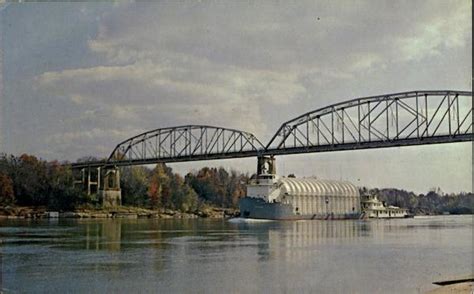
[169,174,198,212]
[12,154,50,205]
[48,185,85,211]
[46,162,85,211]
[121,166,150,206]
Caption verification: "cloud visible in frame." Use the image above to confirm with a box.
[27,0,471,167]
[395,1,471,62]
[36,49,307,141]
[46,126,144,158]
[349,53,384,72]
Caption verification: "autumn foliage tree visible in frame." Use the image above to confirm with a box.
[185,167,248,208]
[144,163,198,212]
[1,152,472,215]
[0,153,85,210]
[147,163,171,209]
[0,172,14,205]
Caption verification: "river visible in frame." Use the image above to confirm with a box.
[0,215,472,293]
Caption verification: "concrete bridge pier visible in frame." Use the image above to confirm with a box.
[73,167,100,196]
[87,167,100,196]
[98,167,122,207]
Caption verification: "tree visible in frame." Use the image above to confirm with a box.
[48,185,84,211]
[0,172,14,205]
[169,174,198,212]
[148,163,170,209]
[121,166,150,206]
[0,153,88,210]
[185,167,249,208]
[12,154,50,206]
[46,162,85,211]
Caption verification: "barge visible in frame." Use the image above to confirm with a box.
[239,156,362,220]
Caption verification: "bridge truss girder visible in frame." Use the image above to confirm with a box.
[70,90,473,169]
[107,125,265,166]
[265,90,472,151]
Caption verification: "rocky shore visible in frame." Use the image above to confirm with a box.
[0,206,239,220]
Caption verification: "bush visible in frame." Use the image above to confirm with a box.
[48,185,85,211]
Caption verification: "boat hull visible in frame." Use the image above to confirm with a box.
[239,197,362,220]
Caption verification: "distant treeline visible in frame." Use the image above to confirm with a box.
[0,153,471,214]
[0,153,248,212]
[0,154,80,210]
[361,187,473,215]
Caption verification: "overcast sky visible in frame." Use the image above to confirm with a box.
[0,1,471,193]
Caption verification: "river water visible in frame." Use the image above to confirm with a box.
[0,215,472,293]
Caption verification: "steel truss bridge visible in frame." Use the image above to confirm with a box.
[72,90,472,169]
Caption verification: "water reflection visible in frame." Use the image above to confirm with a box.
[82,221,122,251]
[1,216,471,293]
[4,217,461,254]
[0,219,368,253]
[234,220,365,262]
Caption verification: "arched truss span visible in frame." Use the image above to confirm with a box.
[265,90,472,154]
[108,125,265,165]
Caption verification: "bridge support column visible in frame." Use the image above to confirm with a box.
[87,168,91,196]
[98,167,121,207]
[72,168,85,188]
[87,167,100,196]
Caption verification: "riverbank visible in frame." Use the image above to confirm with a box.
[0,205,239,219]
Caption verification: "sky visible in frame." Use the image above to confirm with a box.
[0,0,472,193]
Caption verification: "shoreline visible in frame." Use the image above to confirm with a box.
[0,206,239,220]
[0,206,469,220]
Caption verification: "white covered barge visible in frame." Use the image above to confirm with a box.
[239,156,362,220]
